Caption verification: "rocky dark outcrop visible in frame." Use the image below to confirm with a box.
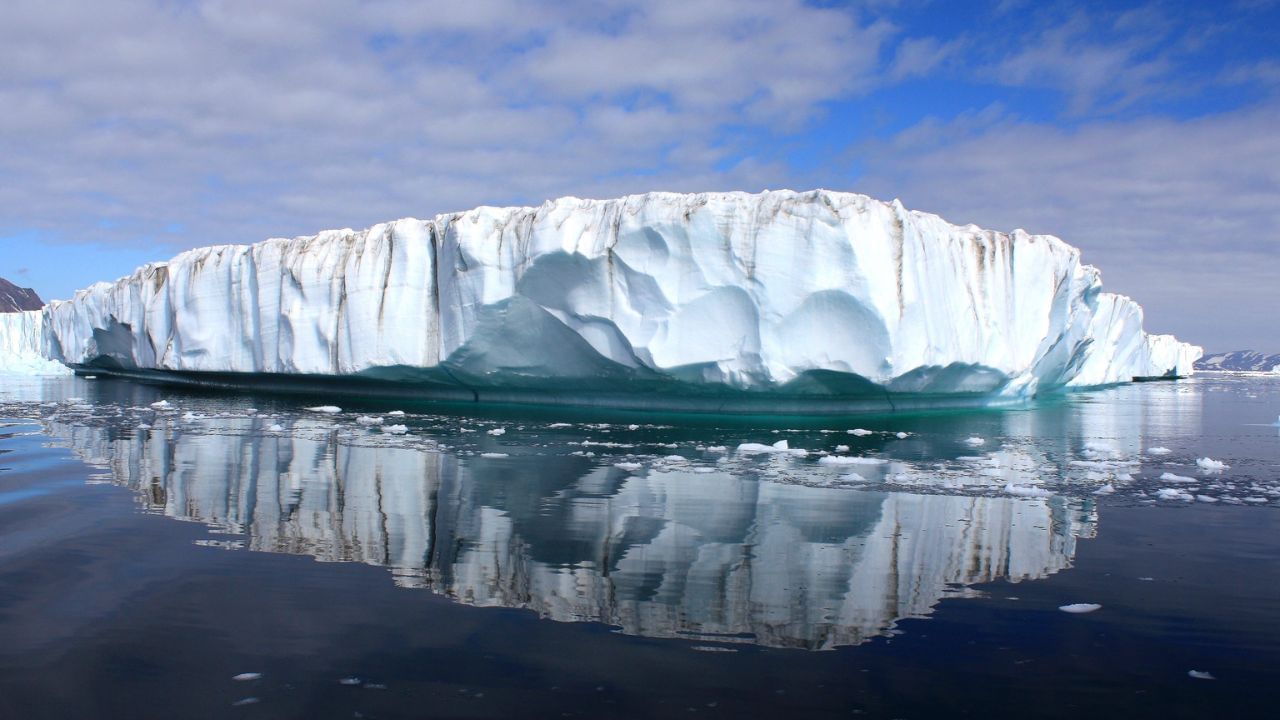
[0,277,43,312]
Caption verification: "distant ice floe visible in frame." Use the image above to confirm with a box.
[1059,603,1101,613]
[736,440,808,456]
[306,405,342,414]
[1195,457,1228,471]
[1187,670,1215,680]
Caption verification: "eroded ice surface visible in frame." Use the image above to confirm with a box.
[23,190,1198,409]
[0,311,70,375]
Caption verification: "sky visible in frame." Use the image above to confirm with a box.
[1,0,1277,351]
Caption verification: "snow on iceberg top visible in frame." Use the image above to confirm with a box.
[39,189,1200,406]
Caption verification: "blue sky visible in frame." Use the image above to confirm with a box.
[1,0,1277,350]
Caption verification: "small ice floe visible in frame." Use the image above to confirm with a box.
[895,432,909,439]
[1147,447,1173,455]
[547,422,572,428]
[627,424,640,430]
[181,411,203,421]
[381,424,409,435]
[305,405,342,414]
[704,445,728,453]
[1058,603,1101,613]
[841,472,868,483]
[1196,495,1220,503]
[818,456,887,466]
[1092,484,1116,495]
[1005,484,1053,498]
[355,416,383,426]
[479,452,509,458]
[1195,457,1229,471]
[963,436,986,446]
[848,428,874,436]
[267,424,285,432]
[387,410,405,416]
[736,440,807,456]
[149,400,171,409]
[487,427,506,436]
[231,697,260,707]
[137,423,152,430]
[1156,488,1195,502]
[834,444,850,453]
[614,462,643,472]
[1187,670,1215,680]
[1159,472,1196,483]
[232,672,262,682]
[338,677,362,686]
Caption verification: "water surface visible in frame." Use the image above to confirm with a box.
[1,373,1277,718]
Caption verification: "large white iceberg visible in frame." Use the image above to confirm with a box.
[22,190,1198,410]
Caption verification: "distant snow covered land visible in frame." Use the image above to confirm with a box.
[1196,350,1280,373]
[3,190,1199,412]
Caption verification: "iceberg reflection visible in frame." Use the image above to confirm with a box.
[49,417,1097,650]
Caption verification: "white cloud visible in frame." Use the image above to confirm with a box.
[856,103,1280,350]
[0,0,891,255]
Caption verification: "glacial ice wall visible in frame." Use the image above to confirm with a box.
[40,190,1200,402]
[0,310,70,375]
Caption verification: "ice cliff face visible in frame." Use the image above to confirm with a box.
[36,190,1199,405]
[0,310,69,375]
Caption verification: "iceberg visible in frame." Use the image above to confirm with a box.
[0,310,71,375]
[21,190,1199,411]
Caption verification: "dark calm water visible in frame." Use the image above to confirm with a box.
[1,373,1278,719]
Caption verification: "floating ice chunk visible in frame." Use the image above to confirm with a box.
[338,677,362,686]
[1156,488,1194,501]
[381,424,408,435]
[1195,457,1228,471]
[1058,603,1101,613]
[736,440,807,456]
[704,445,728,453]
[1187,670,1215,680]
[614,462,643,472]
[1159,472,1196,483]
[834,444,850,453]
[896,432,909,439]
[627,424,640,430]
[267,423,284,432]
[137,423,151,430]
[963,436,986,446]
[149,400,171,409]
[387,410,405,416]
[305,405,341,414]
[848,428,873,436]
[232,673,262,682]
[1147,446,1172,455]
[488,427,506,436]
[356,415,383,426]
[231,697,260,707]
[1093,484,1116,495]
[479,452,509,458]
[1196,495,1219,503]
[547,422,572,428]
[1005,484,1053,498]
[819,456,887,466]
[840,472,868,483]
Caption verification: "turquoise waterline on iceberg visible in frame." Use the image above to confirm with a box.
[6,190,1199,410]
